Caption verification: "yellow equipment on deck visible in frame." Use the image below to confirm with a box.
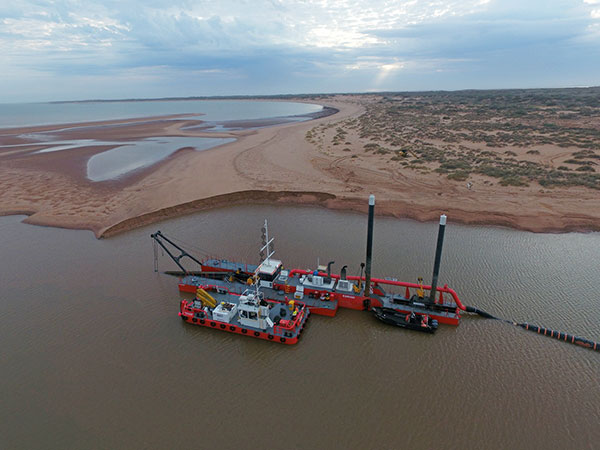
[417,277,425,298]
[196,287,217,309]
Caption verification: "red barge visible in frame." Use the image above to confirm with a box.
[175,265,463,325]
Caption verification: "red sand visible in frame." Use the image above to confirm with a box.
[1,97,599,237]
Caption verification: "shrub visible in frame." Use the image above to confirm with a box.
[564,159,595,165]
[439,159,471,171]
[500,176,529,186]
[447,171,470,181]
[477,165,507,178]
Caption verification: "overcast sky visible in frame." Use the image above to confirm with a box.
[2,0,600,102]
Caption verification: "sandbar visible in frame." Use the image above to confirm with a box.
[0,95,599,237]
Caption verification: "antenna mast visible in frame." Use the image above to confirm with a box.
[260,220,275,265]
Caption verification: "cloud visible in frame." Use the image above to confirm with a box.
[1,0,600,101]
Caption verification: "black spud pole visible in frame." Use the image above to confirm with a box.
[429,214,447,303]
[364,195,375,297]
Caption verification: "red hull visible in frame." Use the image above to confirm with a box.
[179,313,305,345]
[307,305,337,317]
[179,283,197,293]
[178,281,458,324]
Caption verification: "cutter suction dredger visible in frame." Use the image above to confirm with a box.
[155,196,466,338]
[155,197,600,351]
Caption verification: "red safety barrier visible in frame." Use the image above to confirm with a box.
[286,269,466,310]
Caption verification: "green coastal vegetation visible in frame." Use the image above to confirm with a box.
[307,88,600,190]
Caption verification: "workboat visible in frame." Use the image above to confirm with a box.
[371,307,438,334]
[179,283,309,345]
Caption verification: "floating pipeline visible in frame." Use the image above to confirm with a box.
[465,306,600,352]
[518,323,599,351]
[465,306,498,319]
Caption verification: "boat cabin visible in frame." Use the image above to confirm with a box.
[257,258,283,288]
[237,289,274,330]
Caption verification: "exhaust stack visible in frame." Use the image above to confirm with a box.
[326,261,335,277]
[340,265,347,280]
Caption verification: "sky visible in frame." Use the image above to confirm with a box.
[1,0,600,102]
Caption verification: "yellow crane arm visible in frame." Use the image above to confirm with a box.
[196,288,217,309]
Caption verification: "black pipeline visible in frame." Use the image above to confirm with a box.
[465,306,600,352]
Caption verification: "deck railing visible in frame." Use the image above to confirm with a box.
[286,269,466,310]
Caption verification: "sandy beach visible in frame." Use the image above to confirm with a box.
[0,95,599,237]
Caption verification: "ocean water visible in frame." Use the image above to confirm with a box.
[0,99,322,181]
[86,137,235,181]
[0,205,598,450]
[0,99,323,128]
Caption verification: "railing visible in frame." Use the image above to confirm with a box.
[273,305,306,335]
[201,256,252,274]
[201,284,233,295]
[286,269,466,310]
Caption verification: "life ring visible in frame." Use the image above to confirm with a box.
[220,324,226,329]
[200,319,205,324]
[280,337,286,343]
[210,322,216,327]
[229,326,236,331]
[268,335,274,340]
[242,329,247,334]
[254,331,260,337]
[192,318,197,323]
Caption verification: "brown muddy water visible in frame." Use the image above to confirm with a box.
[1,205,599,449]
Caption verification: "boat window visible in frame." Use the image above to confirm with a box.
[258,269,281,282]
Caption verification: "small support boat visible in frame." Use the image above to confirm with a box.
[371,307,438,333]
[179,283,309,344]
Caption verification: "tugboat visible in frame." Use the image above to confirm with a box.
[371,307,438,334]
[179,283,309,345]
